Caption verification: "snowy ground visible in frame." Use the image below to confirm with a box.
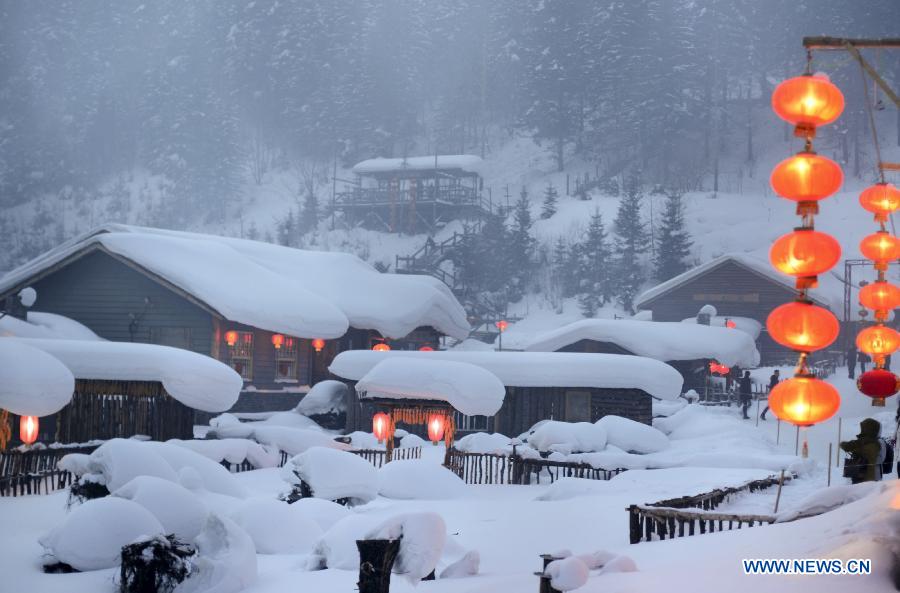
[2,381,897,593]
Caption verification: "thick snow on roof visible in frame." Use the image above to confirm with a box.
[0,311,102,340]
[356,358,505,416]
[10,338,242,412]
[680,315,763,340]
[330,350,683,400]
[523,318,760,367]
[635,253,837,311]
[0,224,470,340]
[0,340,74,416]
[352,155,484,176]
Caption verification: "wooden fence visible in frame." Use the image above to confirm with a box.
[0,445,99,497]
[445,448,626,485]
[627,473,792,544]
[220,447,422,473]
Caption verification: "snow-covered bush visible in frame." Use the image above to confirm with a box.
[594,415,669,454]
[112,476,209,541]
[295,380,348,428]
[527,421,607,454]
[167,438,280,469]
[454,432,515,455]
[286,497,351,531]
[229,499,323,554]
[283,447,378,505]
[365,513,447,583]
[175,514,257,593]
[40,498,165,571]
[377,460,466,500]
[119,535,194,593]
[310,514,385,570]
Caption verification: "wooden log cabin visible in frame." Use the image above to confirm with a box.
[328,350,684,436]
[634,254,840,366]
[0,224,470,413]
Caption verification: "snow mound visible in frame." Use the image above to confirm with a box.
[598,554,638,574]
[168,438,280,469]
[0,311,101,340]
[0,339,74,416]
[252,411,324,430]
[544,556,589,591]
[357,358,505,416]
[455,432,515,455]
[311,514,385,570]
[285,447,378,504]
[211,424,348,456]
[440,550,480,579]
[39,497,165,571]
[567,446,650,470]
[399,433,426,448]
[295,380,348,415]
[229,499,323,554]
[776,482,884,523]
[595,415,669,454]
[352,154,484,176]
[528,421,607,454]
[377,460,466,500]
[175,514,257,593]
[366,513,447,583]
[112,476,209,541]
[286,497,352,531]
[535,478,612,501]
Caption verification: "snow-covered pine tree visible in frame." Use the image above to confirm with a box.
[551,237,570,296]
[507,187,536,300]
[300,191,320,235]
[654,191,693,281]
[541,182,559,219]
[577,210,612,316]
[613,172,649,313]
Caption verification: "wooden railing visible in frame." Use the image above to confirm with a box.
[445,448,626,485]
[350,447,422,468]
[627,473,793,544]
[0,445,100,497]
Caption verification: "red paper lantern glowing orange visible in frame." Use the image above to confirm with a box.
[860,231,900,269]
[495,320,508,332]
[768,376,840,426]
[766,301,839,353]
[708,361,729,375]
[427,414,445,445]
[725,319,736,329]
[418,346,434,351]
[772,75,845,130]
[770,152,843,202]
[769,229,841,280]
[372,412,391,443]
[312,338,325,353]
[372,343,391,351]
[859,183,900,222]
[20,415,39,445]
[271,333,284,349]
[224,330,238,347]
[856,324,900,356]
[857,369,900,399]
[859,281,900,312]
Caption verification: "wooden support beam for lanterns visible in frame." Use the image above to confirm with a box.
[363,396,456,465]
[802,37,900,109]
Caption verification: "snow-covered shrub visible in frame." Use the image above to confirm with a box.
[295,380,348,416]
[440,550,480,579]
[119,535,194,593]
[283,446,378,505]
[398,433,426,448]
[229,499,323,554]
[377,460,466,500]
[167,438,280,470]
[286,497,351,531]
[454,432,514,455]
[594,415,669,454]
[112,476,209,541]
[527,421,607,454]
[40,498,165,571]
[175,514,257,593]
[365,513,447,583]
[544,556,589,591]
[310,514,386,570]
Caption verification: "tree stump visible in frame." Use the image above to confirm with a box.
[357,538,401,593]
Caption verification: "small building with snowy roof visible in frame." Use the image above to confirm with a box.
[634,253,839,365]
[0,224,470,413]
[523,318,760,394]
[336,154,491,233]
[329,350,683,436]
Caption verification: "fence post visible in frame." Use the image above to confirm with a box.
[537,554,564,593]
[357,539,401,593]
[628,506,642,544]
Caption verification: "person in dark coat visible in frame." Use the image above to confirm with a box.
[858,351,871,375]
[840,418,883,483]
[847,344,858,379]
[759,369,779,421]
[738,370,752,419]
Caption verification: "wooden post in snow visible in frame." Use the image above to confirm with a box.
[773,469,786,514]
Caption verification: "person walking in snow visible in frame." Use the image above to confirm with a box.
[738,370,752,420]
[759,369,779,421]
[841,418,883,483]
[858,351,871,375]
[847,343,858,379]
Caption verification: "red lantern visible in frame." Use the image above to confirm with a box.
[769,229,841,284]
[372,412,391,443]
[224,330,238,347]
[766,301,839,353]
[725,319,736,329]
[860,231,900,270]
[372,343,391,352]
[859,281,900,312]
[859,183,900,222]
[495,320,508,332]
[857,369,900,399]
[20,415,39,445]
[271,333,285,349]
[771,74,845,131]
[768,376,840,426]
[770,152,843,202]
[418,346,434,351]
[312,338,325,353]
[718,364,730,375]
[856,324,900,356]
[427,414,445,445]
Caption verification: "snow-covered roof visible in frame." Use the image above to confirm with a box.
[355,358,506,416]
[352,155,484,176]
[0,340,75,416]
[0,311,103,340]
[0,224,470,340]
[523,318,760,367]
[329,350,683,400]
[680,315,762,340]
[634,253,836,311]
[8,338,242,412]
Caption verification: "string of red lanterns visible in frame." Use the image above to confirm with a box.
[766,71,844,431]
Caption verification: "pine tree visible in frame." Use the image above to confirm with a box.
[578,210,612,316]
[654,192,693,281]
[541,182,559,219]
[277,209,298,247]
[507,187,536,301]
[300,191,320,235]
[613,172,649,313]
[551,237,570,296]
